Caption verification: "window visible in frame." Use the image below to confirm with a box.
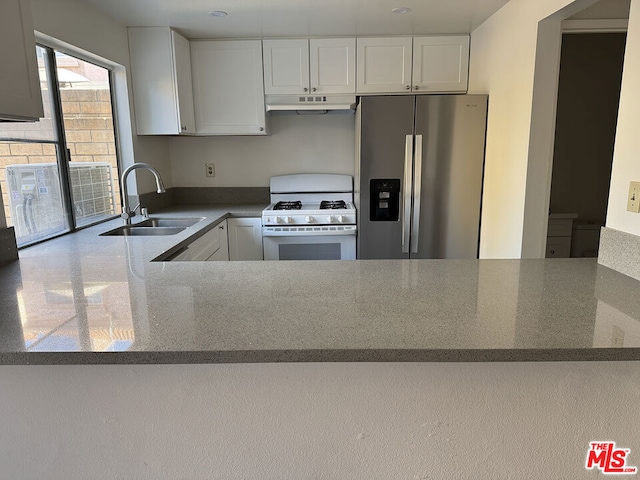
[0,45,121,247]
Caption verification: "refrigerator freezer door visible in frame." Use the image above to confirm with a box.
[412,94,487,259]
[358,96,415,259]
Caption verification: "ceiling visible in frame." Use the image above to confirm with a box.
[77,0,512,39]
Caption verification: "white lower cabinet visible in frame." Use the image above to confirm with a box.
[545,215,577,258]
[172,220,228,261]
[171,217,263,261]
[227,217,263,260]
[208,224,230,261]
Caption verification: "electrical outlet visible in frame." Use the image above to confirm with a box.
[205,163,215,178]
[628,181,640,213]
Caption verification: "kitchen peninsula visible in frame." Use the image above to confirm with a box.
[3,206,640,479]
[1,205,640,365]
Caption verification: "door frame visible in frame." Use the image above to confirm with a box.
[520,1,629,258]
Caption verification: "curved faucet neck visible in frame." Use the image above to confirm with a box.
[120,163,166,224]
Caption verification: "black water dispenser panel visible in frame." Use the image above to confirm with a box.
[370,179,400,221]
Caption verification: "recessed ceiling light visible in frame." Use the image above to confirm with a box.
[391,7,411,14]
[209,10,228,17]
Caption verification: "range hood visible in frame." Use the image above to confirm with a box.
[265,95,356,114]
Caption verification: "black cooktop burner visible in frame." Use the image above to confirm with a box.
[274,201,302,210]
[320,200,347,210]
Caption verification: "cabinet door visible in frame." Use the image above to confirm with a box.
[128,27,195,135]
[227,218,263,260]
[309,38,356,94]
[0,0,43,121]
[191,40,267,135]
[356,37,412,94]
[188,222,223,261]
[208,221,229,261]
[170,246,193,261]
[263,39,310,95]
[412,36,469,93]
[546,237,571,258]
[171,31,196,134]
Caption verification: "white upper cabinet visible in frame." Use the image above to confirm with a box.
[0,0,44,121]
[412,36,469,93]
[191,40,267,135]
[172,32,197,133]
[309,38,356,94]
[356,37,413,94]
[263,38,356,95]
[128,27,195,135]
[263,39,310,95]
[357,36,469,94]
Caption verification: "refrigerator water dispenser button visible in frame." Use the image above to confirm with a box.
[370,179,400,221]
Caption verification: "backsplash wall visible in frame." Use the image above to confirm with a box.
[168,114,356,188]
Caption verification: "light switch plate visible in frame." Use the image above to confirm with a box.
[206,163,215,178]
[628,181,640,213]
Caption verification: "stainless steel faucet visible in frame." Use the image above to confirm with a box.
[120,163,166,224]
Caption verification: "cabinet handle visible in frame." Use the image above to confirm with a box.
[219,225,225,230]
[405,85,411,90]
[414,85,420,90]
[181,126,187,131]
[312,87,317,92]
[259,127,264,132]
[303,87,308,92]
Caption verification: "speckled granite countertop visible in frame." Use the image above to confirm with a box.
[0,204,639,365]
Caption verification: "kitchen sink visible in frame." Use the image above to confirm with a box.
[135,217,205,228]
[101,226,187,236]
[100,217,205,236]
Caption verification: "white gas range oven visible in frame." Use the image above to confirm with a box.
[262,174,356,260]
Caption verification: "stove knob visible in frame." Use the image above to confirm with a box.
[284,216,293,224]
[326,215,334,223]
[337,215,345,223]
[273,216,281,224]
[305,215,314,223]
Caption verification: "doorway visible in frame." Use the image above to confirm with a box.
[546,31,627,258]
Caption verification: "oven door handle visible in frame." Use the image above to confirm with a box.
[262,226,356,237]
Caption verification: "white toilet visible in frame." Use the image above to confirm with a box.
[570,223,602,257]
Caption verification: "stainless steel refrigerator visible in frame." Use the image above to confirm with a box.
[356,94,488,259]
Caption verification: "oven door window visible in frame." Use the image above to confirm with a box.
[263,234,356,260]
[278,242,342,260]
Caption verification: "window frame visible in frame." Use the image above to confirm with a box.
[0,40,124,248]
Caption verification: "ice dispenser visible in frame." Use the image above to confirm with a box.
[370,179,400,221]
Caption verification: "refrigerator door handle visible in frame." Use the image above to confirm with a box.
[402,134,413,254]
[410,134,423,254]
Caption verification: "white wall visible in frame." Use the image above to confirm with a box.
[2,362,640,478]
[468,0,599,258]
[572,0,631,18]
[606,0,640,236]
[29,0,172,194]
[169,114,355,187]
